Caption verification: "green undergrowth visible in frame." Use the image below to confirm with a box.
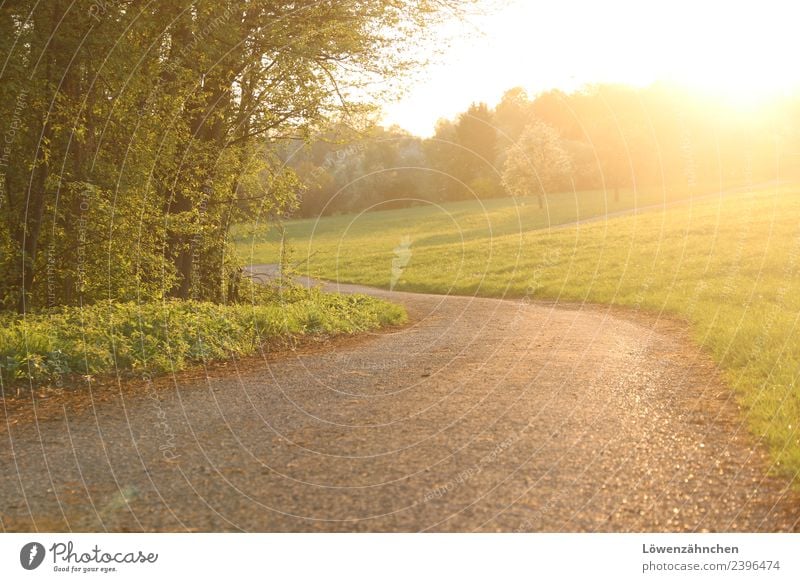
[0,286,406,390]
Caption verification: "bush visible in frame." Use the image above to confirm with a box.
[0,289,406,387]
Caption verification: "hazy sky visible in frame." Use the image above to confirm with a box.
[381,0,799,136]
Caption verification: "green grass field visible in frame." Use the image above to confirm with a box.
[236,181,756,285]
[236,183,800,481]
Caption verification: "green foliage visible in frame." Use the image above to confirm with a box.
[424,105,504,203]
[279,124,426,217]
[0,1,468,311]
[0,290,406,387]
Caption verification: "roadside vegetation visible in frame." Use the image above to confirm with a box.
[0,2,446,394]
[237,184,800,480]
[0,285,405,393]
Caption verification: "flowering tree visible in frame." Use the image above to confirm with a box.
[502,120,573,208]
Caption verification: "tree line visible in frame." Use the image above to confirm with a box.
[288,83,800,216]
[0,1,462,312]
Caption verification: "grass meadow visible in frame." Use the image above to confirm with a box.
[236,183,800,480]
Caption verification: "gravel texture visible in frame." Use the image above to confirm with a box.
[1,271,798,532]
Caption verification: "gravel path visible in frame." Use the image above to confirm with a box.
[1,270,798,532]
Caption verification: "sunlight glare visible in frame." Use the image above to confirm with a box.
[383,0,800,135]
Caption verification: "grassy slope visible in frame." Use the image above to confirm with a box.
[236,184,800,479]
[237,183,732,271]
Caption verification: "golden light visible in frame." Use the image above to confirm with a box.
[383,0,800,135]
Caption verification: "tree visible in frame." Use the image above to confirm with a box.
[453,102,500,195]
[494,87,532,149]
[530,89,579,140]
[0,1,471,311]
[422,103,501,201]
[454,103,497,175]
[576,85,642,202]
[502,120,572,209]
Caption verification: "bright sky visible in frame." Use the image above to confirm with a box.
[381,0,800,136]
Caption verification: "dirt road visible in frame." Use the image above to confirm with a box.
[1,271,798,531]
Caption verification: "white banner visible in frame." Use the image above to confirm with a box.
[1,534,797,581]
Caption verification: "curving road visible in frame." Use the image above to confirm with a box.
[1,268,798,532]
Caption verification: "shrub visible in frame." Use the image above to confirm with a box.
[0,289,406,387]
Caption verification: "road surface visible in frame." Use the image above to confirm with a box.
[1,270,798,531]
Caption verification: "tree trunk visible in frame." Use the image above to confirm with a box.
[16,133,50,312]
[16,8,56,312]
[162,13,197,300]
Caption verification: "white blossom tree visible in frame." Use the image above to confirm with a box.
[502,120,573,208]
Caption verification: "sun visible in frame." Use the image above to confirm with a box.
[383,0,800,134]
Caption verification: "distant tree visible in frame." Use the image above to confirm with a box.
[530,89,579,139]
[454,103,498,184]
[423,119,465,201]
[285,124,425,216]
[494,87,531,148]
[502,120,573,208]
[288,80,790,222]
[577,85,641,202]
[562,139,601,190]
[425,103,505,201]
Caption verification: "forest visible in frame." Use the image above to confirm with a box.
[290,84,800,216]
